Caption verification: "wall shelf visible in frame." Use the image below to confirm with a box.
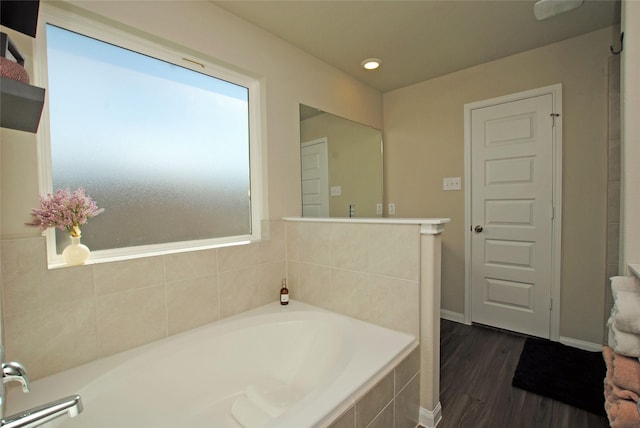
[1,76,45,133]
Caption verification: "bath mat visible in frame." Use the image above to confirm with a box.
[512,337,606,416]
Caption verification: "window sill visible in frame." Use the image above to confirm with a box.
[47,236,257,269]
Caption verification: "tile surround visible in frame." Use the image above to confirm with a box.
[0,220,285,380]
[355,371,395,428]
[96,285,167,357]
[287,220,422,336]
[0,216,427,428]
[166,275,219,335]
[327,346,421,428]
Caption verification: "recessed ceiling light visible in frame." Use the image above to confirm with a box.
[361,58,381,70]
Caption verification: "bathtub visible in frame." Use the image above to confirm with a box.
[6,300,417,428]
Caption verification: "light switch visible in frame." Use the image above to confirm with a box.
[443,177,462,191]
[330,186,342,196]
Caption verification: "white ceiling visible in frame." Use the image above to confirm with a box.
[214,0,621,92]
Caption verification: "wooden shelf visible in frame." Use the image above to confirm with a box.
[1,76,45,133]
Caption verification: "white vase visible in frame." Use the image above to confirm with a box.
[62,236,90,266]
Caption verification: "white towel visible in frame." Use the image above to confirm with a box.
[613,290,640,334]
[608,319,640,358]
[611,276,640,295]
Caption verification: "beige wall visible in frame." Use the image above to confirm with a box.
[1,0,383,240]
[0,0,383,379]
[383,26,618,344]
[621,1,640,270]
[301,113,383,217]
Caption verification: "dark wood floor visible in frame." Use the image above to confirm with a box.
[438,320,610,428]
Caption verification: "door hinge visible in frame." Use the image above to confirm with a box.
[551,113,560,127]
[549,297,553,310]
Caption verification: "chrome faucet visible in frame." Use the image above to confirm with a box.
[1,360,30,420]
[2,363,29,394]
[0,356,83,428]
[1,395,83,428]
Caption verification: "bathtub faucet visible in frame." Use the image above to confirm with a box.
[0,395,84,428]
[2,363,29,394]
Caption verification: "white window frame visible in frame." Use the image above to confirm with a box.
[34,3,265,266]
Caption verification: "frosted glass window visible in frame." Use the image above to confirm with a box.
[45,24,252,253]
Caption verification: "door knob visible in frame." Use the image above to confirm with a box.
[474,225,484,233]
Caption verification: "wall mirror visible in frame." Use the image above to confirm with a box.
[299,104,383,218]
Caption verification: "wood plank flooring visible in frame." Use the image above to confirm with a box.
[438,320,610,428]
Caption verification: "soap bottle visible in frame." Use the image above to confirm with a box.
[280,278,289,305]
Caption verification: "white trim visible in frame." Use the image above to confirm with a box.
[463,84,563,340]
[420,223,446,235]
[440,309,467,324]
[35,3,266,267]
[419,403,443,428]
[283,217,450,235]
[282,216,450,226]
[559,336,604,352]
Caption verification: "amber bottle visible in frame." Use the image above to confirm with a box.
[280,278,289,305]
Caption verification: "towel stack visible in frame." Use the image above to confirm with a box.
[603,276,640,428]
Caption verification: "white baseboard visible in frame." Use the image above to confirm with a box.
[440,309,466,324]
[419,402,442,428]
[559,336,603,352]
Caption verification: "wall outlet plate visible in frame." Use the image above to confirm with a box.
[388,203,396,215]
[443,177,462,191]
[376,203,383,215]
[330,186,342,196]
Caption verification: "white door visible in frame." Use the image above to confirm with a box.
[470,93,556,338]
[301,138,329,217]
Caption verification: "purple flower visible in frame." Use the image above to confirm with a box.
[28,188,105,237]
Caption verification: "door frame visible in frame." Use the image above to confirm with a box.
[463,83,563,341]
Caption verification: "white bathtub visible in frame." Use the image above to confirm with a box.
[6,300,417,428]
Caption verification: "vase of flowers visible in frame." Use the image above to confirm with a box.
[61,235,91,266]
[28,187,105,266]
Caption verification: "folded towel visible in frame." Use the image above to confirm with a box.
[604,370,638,406]
[612,383,640,402]
[605,346,616,372]
[613,290,640,335]
[611,276,640,295]
[607,398,640,428]
[613,351,640,394]
[609,321,640,358]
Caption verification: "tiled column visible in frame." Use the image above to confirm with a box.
[419,226,443,427]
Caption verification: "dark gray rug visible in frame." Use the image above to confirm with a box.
[512,337,606,416]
